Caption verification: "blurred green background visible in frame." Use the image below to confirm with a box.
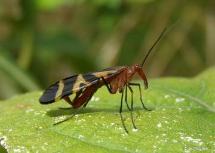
[0,0,214,100]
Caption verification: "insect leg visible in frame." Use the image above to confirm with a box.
[124,85,131,111]
[127,85,137,129]
[129,83,151,111]
[58,97,74,110]
[101,77,114,94]
[63,96,73,105]
[55,87,98,125]
[59,90,83,110]
[53,107,84,125]
[120,88,129,133]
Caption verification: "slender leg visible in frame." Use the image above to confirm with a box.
[59,90,83,110]
[63,96,73,105]
[120,89,129,133]
[58,97,74,110]
[129,83,151,111]
[101,77,114,94]
[53,107,84,125]
[102,77,129,132]
[124,85,131,111]
[127,85,137,129]
[54,85,98,125]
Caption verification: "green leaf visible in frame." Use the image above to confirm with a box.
[0,68,214,153]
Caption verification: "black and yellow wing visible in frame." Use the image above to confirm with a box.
[39,66,126,104]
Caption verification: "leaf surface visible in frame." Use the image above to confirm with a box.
[0,68,214,153]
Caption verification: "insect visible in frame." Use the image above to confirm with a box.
[39,27,167,133]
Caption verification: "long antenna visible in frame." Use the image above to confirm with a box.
[141,27,167,67]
